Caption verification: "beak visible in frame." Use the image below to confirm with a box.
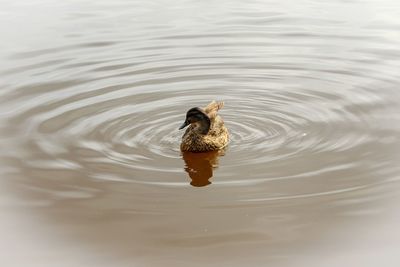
[179,120,189,130]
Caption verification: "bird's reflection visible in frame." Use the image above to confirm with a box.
[182,150,224,187]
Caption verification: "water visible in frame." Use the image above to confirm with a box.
[1,0,400,266]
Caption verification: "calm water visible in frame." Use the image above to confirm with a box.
[1,0,400,266]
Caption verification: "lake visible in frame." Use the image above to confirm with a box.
[1,0,400,266]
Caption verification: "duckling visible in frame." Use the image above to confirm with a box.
[179,101,229,152]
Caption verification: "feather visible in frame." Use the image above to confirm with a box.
[204,101,224,120]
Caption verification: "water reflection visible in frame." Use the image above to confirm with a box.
[182,150,223,187]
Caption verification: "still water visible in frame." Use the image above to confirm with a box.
[1,0,400,266]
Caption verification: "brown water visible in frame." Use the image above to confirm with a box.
[1,0,400,266]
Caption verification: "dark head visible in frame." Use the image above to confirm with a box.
[179,107,211,134]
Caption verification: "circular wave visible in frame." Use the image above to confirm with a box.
[1,1,399,196]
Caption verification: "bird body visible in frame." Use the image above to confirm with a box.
[179,101,229,152]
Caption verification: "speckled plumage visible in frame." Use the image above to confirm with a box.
[180,101,229,152]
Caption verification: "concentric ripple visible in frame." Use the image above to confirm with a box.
[1,0,400,196]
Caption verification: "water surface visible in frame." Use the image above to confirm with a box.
[1,0,400,266]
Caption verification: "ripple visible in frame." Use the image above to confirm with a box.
[1,0,399,198]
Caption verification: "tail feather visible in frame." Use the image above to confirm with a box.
[204,101,224,119]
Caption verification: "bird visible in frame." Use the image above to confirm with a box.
[179,101,229,152]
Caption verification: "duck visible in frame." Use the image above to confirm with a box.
[179,101,229,152]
